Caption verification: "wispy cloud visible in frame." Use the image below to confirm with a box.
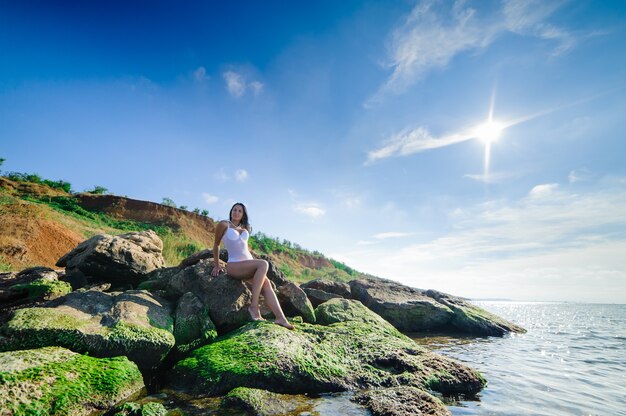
[235,169,249,182]
[223,70,264,98]
[193,66,209,82]
[295,203,326,218]
[373,232,414,239]
[366,0,578,105]
[214,168,230,182]
[464,171,517,184]
[202,192,219,204]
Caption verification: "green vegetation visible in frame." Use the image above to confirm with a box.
[0,255,12,272]
[86,185,108,194]
[9,277,72,300]
[3,171,72,193]
[161,197,176,208]
[0,347,144,415]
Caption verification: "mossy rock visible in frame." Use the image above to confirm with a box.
[8,276,72,301]
[113,401,168,416]
[221,387,304,415]
[315,298,396,329]
[169,316,485,397]
[0,290,175,371]
[173,292,217,355]
[352,386,451,416]
[0,346,144,415]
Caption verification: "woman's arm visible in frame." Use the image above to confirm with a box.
[211,221,227,275]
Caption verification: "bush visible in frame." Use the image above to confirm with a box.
[162,198,176,208]
[86,185,108,194]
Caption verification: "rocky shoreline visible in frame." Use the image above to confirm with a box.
[0,230,524,415]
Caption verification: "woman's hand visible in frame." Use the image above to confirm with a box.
[211,266,224,276]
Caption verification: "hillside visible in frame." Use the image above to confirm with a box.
[0,176,368,283]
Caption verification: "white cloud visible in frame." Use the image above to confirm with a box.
[202,193,219,204]
[529,183,559,198]
[366,126,469,164]
[464,171,517,184]
[235,169,248,182]
[193,66,208,82]
[295,204,326,218]
[373,232,414,239]
[569,168,591,183]
[367,0,577,105]
[222,70,264,98]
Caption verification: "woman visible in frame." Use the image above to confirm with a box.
[211,202,294,330]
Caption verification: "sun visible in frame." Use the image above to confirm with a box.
[474,120,505,144]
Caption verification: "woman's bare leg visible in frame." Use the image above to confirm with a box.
[226,259,269,320]
[261,278,294,330]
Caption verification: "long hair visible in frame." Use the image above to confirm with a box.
[229,202,251,232]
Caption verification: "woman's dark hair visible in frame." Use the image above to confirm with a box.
[229,202,251,231]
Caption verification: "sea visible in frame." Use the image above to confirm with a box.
[411,301,626,416]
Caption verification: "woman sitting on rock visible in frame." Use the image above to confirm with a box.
[211,202,295,330]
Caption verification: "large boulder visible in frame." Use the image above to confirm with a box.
[56,230,166,288]
[275,281,316,323]
[349,278,526,335]
[425,289,526,335]
[349,278,455,332]
[168,300,485,398]
[0,346,144,415]
[315,298,390,328]
[0,289,175,371]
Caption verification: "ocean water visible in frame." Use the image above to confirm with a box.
[412,302,626,416]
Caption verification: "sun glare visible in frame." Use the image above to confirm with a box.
[474,120,505,144]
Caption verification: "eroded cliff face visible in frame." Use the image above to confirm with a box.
[75,193,216,246]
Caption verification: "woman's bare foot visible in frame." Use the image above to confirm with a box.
[248,305,265,321]
[274,318,295,330]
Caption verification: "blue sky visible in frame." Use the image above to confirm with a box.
[2,0,626,302]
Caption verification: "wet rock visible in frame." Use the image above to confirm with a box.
[0,289,175,371]
[220,387,303,415]
[0,346,144,415]
[56,230,166,288]
[352,386,450,416]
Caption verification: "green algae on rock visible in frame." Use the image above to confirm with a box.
[0,290,175,371]
[8,276,72,301]
[0,346,144,416]
[168,301,486,397]
[352,386,451,416]
[221,387,308,415]
[112,401,168,416]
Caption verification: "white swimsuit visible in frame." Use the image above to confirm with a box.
[223,227,253,263]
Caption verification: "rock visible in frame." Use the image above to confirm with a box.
[139,266,182,292]
[424,289,526,335]
[349,279,455,332]
[0,289,175,371]
[0,266,70,304]
[166,259,251,332]
[275,281,316,323]
[112,401,168,416]
[258,254,288,286]
[55,230,166,288]
[168,309,485,397]
[178,248,228,268]
[0,346,144,415]
[173,292,217,355]
[220,387,303,415]
[301,278,352,298]
[352,386,450,416]
[315,298,391,328]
